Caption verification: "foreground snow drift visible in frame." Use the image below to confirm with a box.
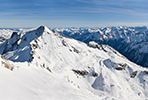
[0,26,148,100]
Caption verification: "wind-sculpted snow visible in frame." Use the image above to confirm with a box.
[0,26,148,100]
[56,26,148,67]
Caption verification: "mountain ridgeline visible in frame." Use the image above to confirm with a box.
[1,25,148,99]
[0,26,45,62]
[56,26,148,67]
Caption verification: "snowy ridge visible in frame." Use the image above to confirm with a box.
[56,26,148,43]
[0,29,14,43]
[0,26,148,100]
[55,26,148,67]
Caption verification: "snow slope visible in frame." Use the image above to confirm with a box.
[56,26,148,67]
[0,26,148,100]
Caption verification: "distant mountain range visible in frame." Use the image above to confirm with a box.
[55,26,148,67]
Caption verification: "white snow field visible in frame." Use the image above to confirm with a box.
[56,26,148,67]
[0,26,148,100]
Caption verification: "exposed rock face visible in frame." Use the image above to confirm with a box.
[131,71,138,78]
[72,69,89,76]
[92,71,98,77]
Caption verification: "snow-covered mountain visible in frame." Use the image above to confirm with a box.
[56,26,148,67]
[0,29,14,43]
[0,26,148,100]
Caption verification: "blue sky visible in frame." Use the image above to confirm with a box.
[0,0,148,28]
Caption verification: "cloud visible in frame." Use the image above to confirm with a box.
[0,12,17,16]
[57,6,148,17]
[34,3,47,7]
[114,22,148,27]
[73,0,148,16]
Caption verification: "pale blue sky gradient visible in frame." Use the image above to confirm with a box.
[0,0,148,28]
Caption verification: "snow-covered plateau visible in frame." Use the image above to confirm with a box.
[0,26,148,100]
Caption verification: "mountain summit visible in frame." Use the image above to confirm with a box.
[0,25,52,62]
[0,26,148,100]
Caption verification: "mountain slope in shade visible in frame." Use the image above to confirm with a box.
[0,26,148,100]
[56,26,148,67]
